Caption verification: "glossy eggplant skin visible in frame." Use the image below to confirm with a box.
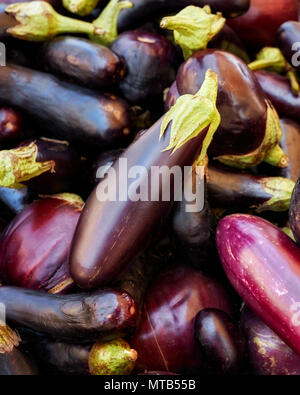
[194,308,245,375]
[177,50,267,157]
[131,265,233,373]
[42,36,126,89]
[255,71,300,124]
[0,64,132,147]
[70,116,206,290]
[0,286,137,342]
[0,196,82,293]
[91,148,123,186]
[241,306,300,375]
[117,0,250,32]
[0,108,22,144]
[216,214,300,356]
[0,348,38,375]
[289,177,300,244]
[110,31,178,105]
[277,22,300,70]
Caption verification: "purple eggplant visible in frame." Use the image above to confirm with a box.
[0,186,33,216]
[0,64,132,147]
[0,107,23,145]
[176,49,286,169]
[289,177,300,244]
[70,70,221,289]
[110,30,178,105]
[165,81,179,112]
[216,214,300,356]
[277,21,300,71]
[117,0,250,32]
[241,306,300,375]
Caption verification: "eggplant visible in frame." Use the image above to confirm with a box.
[0,286,137,342]
[228,0,299,47]
[0,64,132,147]
[207,163,295,212]
[289,177,300,244]
[255,70,300,124]
[70,70,221,289]
[176,49,286,169]
[194,308,245,375]
[0,186,33,216]
[0,194,84,293]
[216,214,300,356]
[0,323,37,375]
[110,30,178,105]
[34,338,137,375]
[41,36,126,89]
[131,264,234,373]
[91,148,123,186]
[165,81,179,112]
[241,306,300,375]
[0,107,23,145]
[117,0,250,32]
[277,21,300,71]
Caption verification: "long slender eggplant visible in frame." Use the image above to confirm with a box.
[0,286,137,342]
[241,306,300,375]
[277,21,300,71]
[0,64,132,147]
[131,264,234,373]
[207,163,295,212]
[289,177,300,244]
[176,49,286,169]
[117,0,250,32]
[41,36,126,89]
[228,0,299,47]
[70,70,221,289]
[216,214,300,356]
[110,30,178,105]
[33,338,137,375]
[0,194,84,293]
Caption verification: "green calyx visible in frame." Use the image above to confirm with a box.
[90,0,133,46]
[6,1,96,41]
[281,227,296,241]
[160,5,225,59]
[254,177,295,212]
[88,338,137,375]
[160,69,220,164]
[63,0,99,16]
[248,47,300,95]
[0,324,20,354]
[0,141,55,189]
[41,193,85,209]
[216,101,288,169]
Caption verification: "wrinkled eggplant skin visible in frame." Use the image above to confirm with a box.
[0,64,132,147]
[177,50,267,157]
[289,177,300,244]
[117,0,250,32]
[277,22,300,71]
[132,265,233,373]
[228,0,299,47]
[241,307,300,375]
[217,214,300,356]
[0,348,38,375]
[42,36,126,89]
[255,71,300,124]
[194,308,245,375]
[0,286,137,342]
[0,197,81,293]
[110,31,178,105]
[0,108,22,144]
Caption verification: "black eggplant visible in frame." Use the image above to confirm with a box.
[0,64,132,147]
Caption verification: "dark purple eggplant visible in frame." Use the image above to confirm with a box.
[33,338,137,375]
[131,264,234,373]
[217,214,300,356]
[0,64,132,147]
[0,107,22,144]
[70,70,221,289]
[277,21,300,70]
[41,36,126,89]
[91,148,123,186]
[289,176,300,244]
[194,308,245,375]
[110,30,178,105]
[0,323,38,375]
[117,0,250,32]
[241,306,300,375]
[177,49,286,169]
[207,163,295,212]
[0,286,138,342]
[165,81,179,112]
[0,194,83,293]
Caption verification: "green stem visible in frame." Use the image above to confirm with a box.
[55,12,95,35]
[248,59,278,71]
[264,144,288,168]
[287,69,300,96]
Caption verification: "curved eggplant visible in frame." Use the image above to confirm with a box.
[0,286,138,342]
[241,306,300,375]
[41,36,126,89]
[110,30,178,105]
[0,64,132,147]
[117,0,250,32]
[289,177,300,244]
[216,214,300,356]
[131,264,234,373]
